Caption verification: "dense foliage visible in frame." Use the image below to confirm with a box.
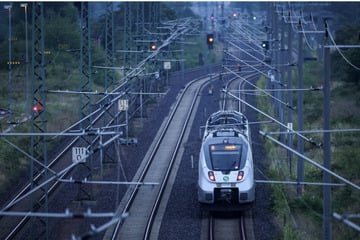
[256,17,360,240]
[0,2,205,196]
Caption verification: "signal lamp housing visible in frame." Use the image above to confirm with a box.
[150,42,157,51]
[261,40,269,50]
[207,34,214,49]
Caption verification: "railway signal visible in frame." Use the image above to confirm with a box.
[150,42,157,51]
[261,40,269,50]
[32,101,43,113]
[207,34,214,49]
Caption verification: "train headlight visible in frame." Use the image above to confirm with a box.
[208,171,216,181]
[237,171,244,181]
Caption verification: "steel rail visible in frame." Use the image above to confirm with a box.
[208,215,247,240]
[110,73,210,240]
[5,85,156,240]
[239,215,247,240]
[2,84,133,240]
[209,215,214,240]
[143,75,208,239]
[1,19,202,239]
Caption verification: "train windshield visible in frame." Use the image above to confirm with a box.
[209,144,243,171]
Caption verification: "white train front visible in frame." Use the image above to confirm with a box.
[198,111,255,204]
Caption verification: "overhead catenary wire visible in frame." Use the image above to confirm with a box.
[333,212,360,232]
[259,130,360,192]
[327,27,360,71]
[72,213,128,240]
[58,177,159,186]
[266,128,360,135]
[230,86,322,93]
[1,137,57,176]
[0,208,118,218]
[223,64,295,110]
[284,3,360,71]
[223,89,321,147]
[256,180,344,187]
[0,138,111,212]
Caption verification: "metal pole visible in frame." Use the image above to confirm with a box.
[126,110,129,143]
[266,2,271,90]
[105,2,115,91]
[100,132,103,178]
[297,19,304,196]
[323,24,332,240]
[21,3,30,118]
[181,33,184,82]
[140,89,143,119]
[287,11,293,174]
[31,3,49,238]
[4,4,12,123]
[78,1,94,203]
[279,9,285,144]
[272,3,278,118]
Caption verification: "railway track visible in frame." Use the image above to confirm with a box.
[0,21,207,238]
[209,213,247,240]
[106,74,213,239]
[0,92,127,239]
[199,61,259,240]
[0,65,220,239]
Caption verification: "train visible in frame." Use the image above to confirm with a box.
[197,110,255,205]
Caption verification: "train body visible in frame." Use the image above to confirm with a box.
[198,110,255,204]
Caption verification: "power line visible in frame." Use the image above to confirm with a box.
[259,130,360,192]
[333,212,360,232]
[327,27,360,71]
[266,128,360,135]
[256,180,344,187]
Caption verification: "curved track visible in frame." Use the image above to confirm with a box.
[0,65,220,240]
[107,75,213,239]
[200,60,258,240]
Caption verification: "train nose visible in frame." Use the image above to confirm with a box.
[219,189,232,202]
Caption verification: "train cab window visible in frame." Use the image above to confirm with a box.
[209,144,244,171]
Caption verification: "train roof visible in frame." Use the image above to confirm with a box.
[204,110,249,138]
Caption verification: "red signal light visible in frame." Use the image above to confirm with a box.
[32,102,43,113]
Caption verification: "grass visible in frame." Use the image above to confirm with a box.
[256,59,360,239]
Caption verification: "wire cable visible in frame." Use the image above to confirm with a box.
[328,28,360,71]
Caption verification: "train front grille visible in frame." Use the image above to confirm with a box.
[214,188,239,203]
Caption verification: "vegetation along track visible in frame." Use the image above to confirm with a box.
[0,88,129,239]
[107,74,214,240]
[0,64,220,240]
